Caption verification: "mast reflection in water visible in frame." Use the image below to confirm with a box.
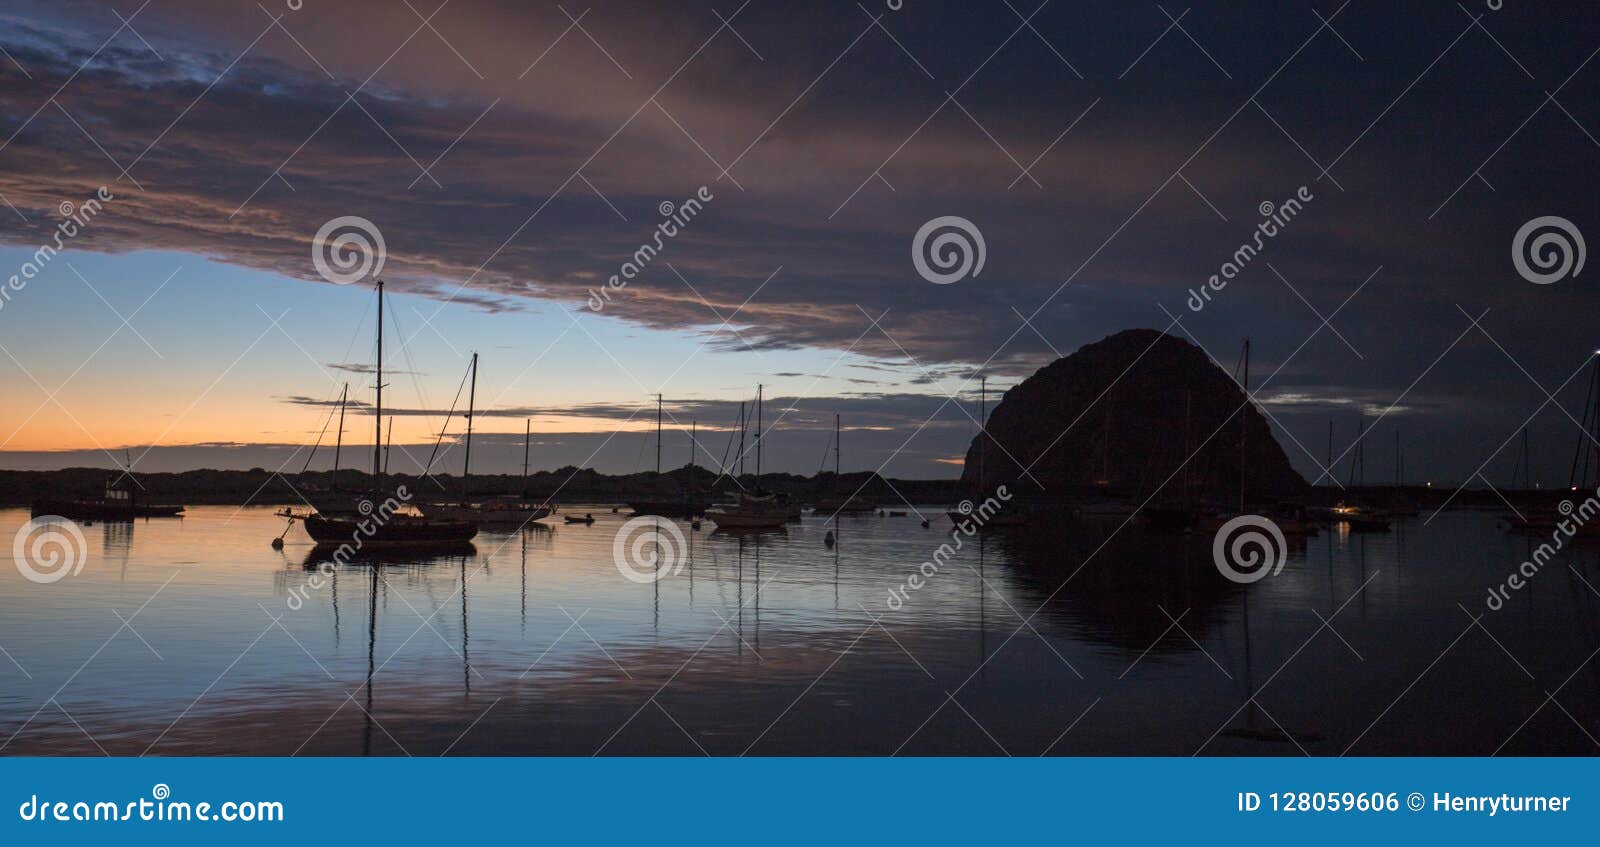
[0,506,1596,756]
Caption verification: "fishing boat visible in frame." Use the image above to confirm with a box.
[32,478,184,520]
[564,513,595,525]
[298,279,477,546]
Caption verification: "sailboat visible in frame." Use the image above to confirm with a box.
[1330,417,1391,531]
[297,381,365,517]
[707,385,791,530]
[814,413,877,514]
[1507,351,1600,537]
[419,354,554,525]
[297,279,478,547]
[946,376,1031,529]
[1188,340,1317,536]
[626,394,715,517]
[1387,430,1420,517]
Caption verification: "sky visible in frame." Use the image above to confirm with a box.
[1,1,1599,483]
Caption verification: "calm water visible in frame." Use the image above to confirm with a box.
[1,505,1597,756]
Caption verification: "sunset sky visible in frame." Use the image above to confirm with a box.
[2,1,1598,481]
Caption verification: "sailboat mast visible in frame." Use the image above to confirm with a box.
[1522,426,1529,489]
[655,393,663,475]
[522,418,531,486]
[1183,390,1192,501]
[383,417,393,475]
[1326,419,1333,483]
[979,376,986,495]
[1240,338,1249,514]
[463,352,478,486]
[835,413,841,477]
[756,384,763,478]
[737,401,746,478]
[333,382,347,486]
[373,279,383,483]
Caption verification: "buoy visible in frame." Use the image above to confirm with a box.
[921,519,930,528]
[691,519,702,531]
[824,530,835,548]
[270,537,284,550]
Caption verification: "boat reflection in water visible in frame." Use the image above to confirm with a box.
[9,502,1599,755]
[298,541,480,755]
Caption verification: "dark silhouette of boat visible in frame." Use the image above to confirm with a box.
[289,279,478,548]
[300,512,477,546]
[626,497,713,518]
[564,513,595,524]
[624,396,714,517]
[813,414,878,514]
[32,479,184,521]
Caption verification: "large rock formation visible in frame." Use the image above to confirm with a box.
[961,329,1306,503]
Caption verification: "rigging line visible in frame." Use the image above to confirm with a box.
[712,418,737,484]
[729,390,759,470]
[1570,362,1599,488]
[340,294,374,373]
[817,426,834,475]
[382,300,441,439]
[630,410,650,472]
[298,382,344,475]
[422,359,474,478]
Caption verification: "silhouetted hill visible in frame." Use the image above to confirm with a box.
[961,329,1307,503]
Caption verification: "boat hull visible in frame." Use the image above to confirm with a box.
[706,510,788,529]
[627,499,714,518]
[419,502,552,524]
[31,499,184,520]
[302,514,478,546]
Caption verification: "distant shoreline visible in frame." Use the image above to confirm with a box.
[0,466,1548,513]
[0,466,962,508]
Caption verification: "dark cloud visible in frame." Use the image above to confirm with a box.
[4,1,1600,481]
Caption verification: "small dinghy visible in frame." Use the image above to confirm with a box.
[564,513,596,525]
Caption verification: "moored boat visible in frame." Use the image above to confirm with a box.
[422,499,553,525]
[301,512,478,546]
[707,492,790,529]
[32,480,184,521]
[295,278,480,548]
